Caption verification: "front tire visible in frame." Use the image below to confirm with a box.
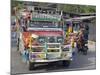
[62,60,70,67]
[83,46,88,55]
[29,62,35,70]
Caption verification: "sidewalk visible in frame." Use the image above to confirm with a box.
[88,40,96,45]
[88,40,96,52]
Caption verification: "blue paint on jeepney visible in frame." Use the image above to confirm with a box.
[22,50,26,62]
[22,50,29,62]
[26,50,29,61]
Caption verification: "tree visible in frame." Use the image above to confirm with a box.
[11,0,24,15]
[58,4,96,13]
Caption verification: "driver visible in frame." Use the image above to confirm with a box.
[31,34,39,45]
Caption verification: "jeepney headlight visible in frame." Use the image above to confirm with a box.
[38,37,45,43]
[57,37,63,43]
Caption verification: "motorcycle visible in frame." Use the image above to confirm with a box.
[77,39,88,55]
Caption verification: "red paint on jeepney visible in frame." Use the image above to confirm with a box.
[23,31,63,37]
[22,31,63,47]
[22,32,31,48]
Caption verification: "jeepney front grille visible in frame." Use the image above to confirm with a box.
[47,43,60,52]
[46,43,61,59]
[29,43,61,60]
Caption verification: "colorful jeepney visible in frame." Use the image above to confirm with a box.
[17,9,74,70]
[63,16,95,55]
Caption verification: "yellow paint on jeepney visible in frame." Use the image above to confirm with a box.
[29,35,32,51]
[66,32,69,37]
[66,26,72,38]
[37,53,46,58]
[71,38,75,48]
[68,26,72,33]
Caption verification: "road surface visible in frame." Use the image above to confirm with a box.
[11,34,96,74]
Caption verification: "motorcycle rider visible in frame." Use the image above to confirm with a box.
[77,28,85,53]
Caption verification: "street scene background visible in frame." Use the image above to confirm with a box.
[11,0,96,74]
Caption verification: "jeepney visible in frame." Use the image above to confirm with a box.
[63,16,95,55]
[17,9,74,70]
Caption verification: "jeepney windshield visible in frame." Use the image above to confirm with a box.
[29,21,62,28]
[36,36,63,43]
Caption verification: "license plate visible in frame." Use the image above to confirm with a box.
[30,53,46,59]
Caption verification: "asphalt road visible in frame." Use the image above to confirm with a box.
[11,34,96,74]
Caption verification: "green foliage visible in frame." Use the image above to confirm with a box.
[11,0,96,14]
[59,4,96,13]
[11,0,24,15]
[11,0,24,10]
